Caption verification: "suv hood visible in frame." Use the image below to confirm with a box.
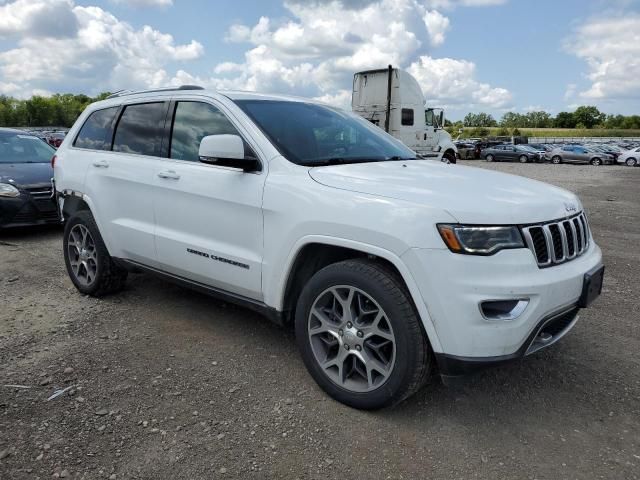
[309,161,581,224]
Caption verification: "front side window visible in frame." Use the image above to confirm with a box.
[0,132,55,164]
[113,102,167,157]
[74,107,119,151]
[235,100,416,166]
[170,102,239,162]
[401,108,414,126]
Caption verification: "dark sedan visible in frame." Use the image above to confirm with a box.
[483,144,542,163]
[0,128,60,228]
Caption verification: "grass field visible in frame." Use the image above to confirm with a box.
[458,128,640,138]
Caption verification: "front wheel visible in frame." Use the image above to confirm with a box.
[63,211,128,297]
[591,157,602,166]
[626,158,637,167]
[295,259,432,410]
[552,156,562,164]
[442,151,457,164]
[519,155,528,163]
[485,154,494,162]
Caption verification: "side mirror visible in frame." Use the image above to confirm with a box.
[199,134,260,172]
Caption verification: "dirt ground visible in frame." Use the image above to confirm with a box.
[1,161,639,480]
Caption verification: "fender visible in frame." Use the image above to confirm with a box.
[272,234,444,353]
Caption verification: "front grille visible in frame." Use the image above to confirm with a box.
[522,212,590,267]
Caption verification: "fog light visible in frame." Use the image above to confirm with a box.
[480,299,529,321]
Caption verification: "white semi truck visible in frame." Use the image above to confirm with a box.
[352,66,457,163]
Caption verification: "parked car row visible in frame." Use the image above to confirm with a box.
[27,130,68,148]
[455,139,640,167]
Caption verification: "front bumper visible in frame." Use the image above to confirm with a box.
[402,241,603,369]
[0,185,60,228]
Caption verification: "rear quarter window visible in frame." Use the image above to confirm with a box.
[74,107,119,150]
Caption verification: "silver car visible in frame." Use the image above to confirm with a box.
[546,145,613,166]
[616,147,640,167]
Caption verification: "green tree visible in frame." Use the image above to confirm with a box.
[572,106,604,129]
[463,112,497,127]
[554,111,577,128]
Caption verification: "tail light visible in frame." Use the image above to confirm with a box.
[51,154,57,168]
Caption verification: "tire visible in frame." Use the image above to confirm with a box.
[443,151,456,164]
[590,157,602,166]
[552,156,562,164]
[485,154,494,162]
[519,155,528,163]
[63,210,128,297]
[295,259,432,410]
[626,158,637,167]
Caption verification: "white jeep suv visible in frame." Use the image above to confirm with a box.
[53,86,604,409]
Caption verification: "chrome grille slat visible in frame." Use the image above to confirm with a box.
[522,212,590,268]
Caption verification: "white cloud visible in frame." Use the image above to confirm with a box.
[565,15,640,101]
[207,0,510,110]
[407,55,512,109]
[0,1,203,96]
[423,10,450,46]
[110,0,173,7]
[0,0,511,114]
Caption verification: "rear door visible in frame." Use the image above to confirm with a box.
[83,100,169,265]
[153,99,265,300]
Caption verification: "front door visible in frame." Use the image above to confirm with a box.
[153,100,265,300]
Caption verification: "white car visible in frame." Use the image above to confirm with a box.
[617,147,640,167]
[53,86,604,409]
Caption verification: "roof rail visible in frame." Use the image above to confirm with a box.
[106,85,205,99]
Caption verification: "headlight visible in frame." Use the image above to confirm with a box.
[437,224,525,255]
[0,183,20,198]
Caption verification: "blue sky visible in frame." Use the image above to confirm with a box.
[1,0,639,120]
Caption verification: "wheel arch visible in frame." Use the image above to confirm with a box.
[276,236,443,352]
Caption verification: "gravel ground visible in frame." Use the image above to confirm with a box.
[1,161,639,480]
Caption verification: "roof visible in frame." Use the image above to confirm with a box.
[0,127,32,135]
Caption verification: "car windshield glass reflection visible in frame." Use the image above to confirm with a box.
[235,100,417,166]
[0,132,55,163]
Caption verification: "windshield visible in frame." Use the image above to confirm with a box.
[518,145,538,152]
[235,100,417,166]
[0,132,55,164]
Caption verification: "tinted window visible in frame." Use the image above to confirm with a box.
[562,146,573,151]
[170,102,239,162]
[74,107,118,150]
[0,132,55,164]
[401,108,414,126]
[236,100,416,166]
[113,102,167,156]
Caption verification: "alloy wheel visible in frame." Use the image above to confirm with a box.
[627,158,637,167]
[307,286,396,393]
[67,224,98,286]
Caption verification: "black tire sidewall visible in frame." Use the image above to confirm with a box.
[295,262,426,410]
[519,155,528,163]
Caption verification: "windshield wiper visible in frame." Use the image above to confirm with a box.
[301,157,386,167]
[385,155,421,161]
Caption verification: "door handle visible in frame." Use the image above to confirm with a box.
[157,170,180,180]
[92,160,109,168]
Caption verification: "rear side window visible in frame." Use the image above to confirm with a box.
[74,107,118,150]
[401,108,414,126]
[170,102,239,162]
[113,102,167,157]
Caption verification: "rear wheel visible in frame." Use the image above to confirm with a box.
[626,158,637,167]
[485,154,494,162]
[591,157,602,166]
[63,211,128,297]
[295,259,432,410]
[519,155,528,163]
[552,155,562,164]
